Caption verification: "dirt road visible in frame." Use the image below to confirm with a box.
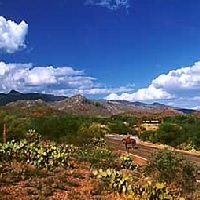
[105,134,200,184]
[105,135,200,166]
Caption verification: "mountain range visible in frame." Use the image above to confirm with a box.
[0,90,66,106]
[0,90,197,117]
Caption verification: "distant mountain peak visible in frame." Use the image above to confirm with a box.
[8,90,21,94]
[152,102,167,107]
[68,94,88,104]
[72,94,85,99]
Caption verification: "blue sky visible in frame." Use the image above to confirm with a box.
[0,0,200,109]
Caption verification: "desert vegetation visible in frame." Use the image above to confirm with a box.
[140,115,200,151]
[0,108,199,199]
[0,129,198,199]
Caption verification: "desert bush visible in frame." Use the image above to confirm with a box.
[30,115,81,143]
[156,123,182,147]
[145,149,198,196]
[158,116,200,149]
[140,130,157,143]
[75,145,116,169]
[75,123,108,146]
[0,115,30,142]
[108,120,129,135]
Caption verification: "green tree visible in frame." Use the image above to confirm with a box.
[30,115,81,143]
[108,120,129,135]
[0,114,30,142]
[140,130,157,143]
[76,122,108,146]
[157,123,182,147]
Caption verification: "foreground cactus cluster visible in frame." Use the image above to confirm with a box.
[0,129,197,199]
[120,154,137,170]
[93,168,185,200]
[93,168,132,193]
[0,130,76,170]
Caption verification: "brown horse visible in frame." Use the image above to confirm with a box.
[122,136,136,152]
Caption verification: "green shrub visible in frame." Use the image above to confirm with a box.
[145,149,198,196]
[30,115,81,143]
[75,145,115,169]
[108,120,129,135]
[157,116,200,150]
[156,123,182,147]
[75,123,107,146]
[140,130,157,143]
[0,115,31,142]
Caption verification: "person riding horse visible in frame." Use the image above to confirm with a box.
[122,135,136,151]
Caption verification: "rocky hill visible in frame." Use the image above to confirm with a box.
[2,90,196,117]
[49,94,111,116]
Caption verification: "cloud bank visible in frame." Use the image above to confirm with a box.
[105,61,200,109]
[0,61,133,97]
[0,16,28,53]
[1,60,200,109]
[85,0,131,10]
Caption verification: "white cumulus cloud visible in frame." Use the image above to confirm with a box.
[105,61,200,108]
[0,16,28,53]
[0,61,133,96]
[106,85,172,101]
[85,0,131,10]
[152,61,200,92]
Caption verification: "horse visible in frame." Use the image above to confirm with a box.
[122,135,137,152]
